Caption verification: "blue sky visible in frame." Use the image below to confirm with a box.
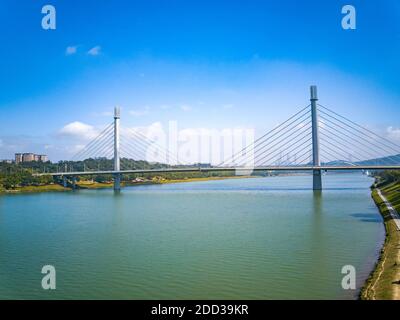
[0,0,399,161]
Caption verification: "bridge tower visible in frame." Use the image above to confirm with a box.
[310,85,322,190]
[113,106,121,191]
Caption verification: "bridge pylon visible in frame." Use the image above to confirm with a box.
[113,106,121,191]
[310,85,322,190]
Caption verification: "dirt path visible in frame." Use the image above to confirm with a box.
[361,188,400,300]
[377,189,400,300]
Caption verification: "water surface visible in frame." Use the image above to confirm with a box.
[0,173,384,299]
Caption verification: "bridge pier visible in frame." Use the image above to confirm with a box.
[313,170,322,190]
[62,176,67,188]
[113,173,121,192]
[310,85,322,191]
[72,176,77,190]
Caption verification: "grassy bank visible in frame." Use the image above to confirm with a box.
[0,175,256,194]
[152,175,255,184]
[0,184,67,194]
[360,180,400,300]
[76,175,256,189]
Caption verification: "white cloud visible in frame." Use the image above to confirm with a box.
[100,111,113,117]
[92,111,113,117]
[297,122,309,129]
[222,104,234,109]
[65,46,77,55]
[58,122,99,140]
[87,46,101,56]
[67,144,86,154]
[180,104,192,112]
[129,106,150,117]
[387,126,400,141]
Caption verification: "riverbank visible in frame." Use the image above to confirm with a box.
[360,180,400,300]
[0,175,256,194]
[0,183,67,194]
[77,175,257,190]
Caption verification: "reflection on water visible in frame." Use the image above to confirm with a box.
[0,173,385,299]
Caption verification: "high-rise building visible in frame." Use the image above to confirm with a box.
[15,153,49,163]
[15,153,23,164]
[39,155,48,162]
[22,153,35,162]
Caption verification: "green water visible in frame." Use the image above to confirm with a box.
[0,173,384,299]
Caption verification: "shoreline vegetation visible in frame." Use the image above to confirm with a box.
[0,175,257,194]
[0,158,257,194]
[0,158,267,194]
[361,172,400,300]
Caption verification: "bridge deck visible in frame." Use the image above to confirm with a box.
[34,165,400,177]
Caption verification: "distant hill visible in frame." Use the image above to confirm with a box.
[321,154,400,166]
[322,160,357,166]
[355,154,400,166]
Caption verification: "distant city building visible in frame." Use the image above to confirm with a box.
[33,155,48,162]
[194,163,212,168]
[15,153,49,163]
[39,155,48,162]
[0,159,13,164]
[22,153,35,162]
[15,153,23,164]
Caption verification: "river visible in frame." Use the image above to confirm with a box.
[0,173,385,299]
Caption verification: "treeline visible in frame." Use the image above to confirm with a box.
[0,158,229,191]
[0,170,54,190]
[374,170,400,188]
[74,170,233,184]
[0,157,170,174]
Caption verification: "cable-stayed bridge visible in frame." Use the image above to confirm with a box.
[35,86,400,190]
